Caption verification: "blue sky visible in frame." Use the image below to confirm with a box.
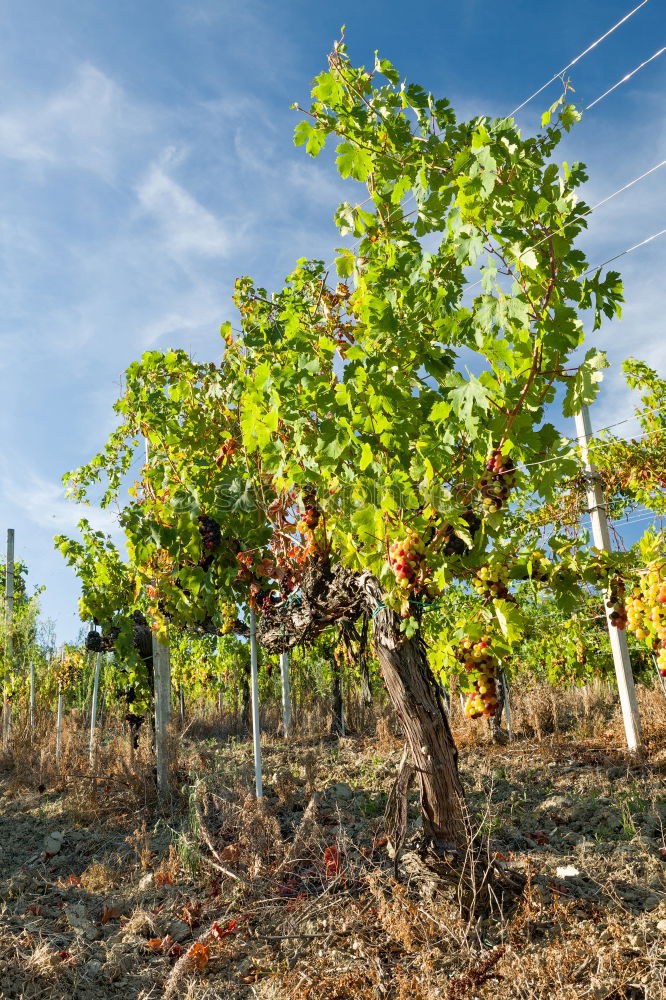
[0,0,664,641]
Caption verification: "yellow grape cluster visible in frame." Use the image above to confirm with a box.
[625,564,666,675]
[54,653,83,691]
[220,600,237,635]
[473,564,509,600]
[455,635,499,719]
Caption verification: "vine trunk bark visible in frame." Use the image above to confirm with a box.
[370,603,468,852]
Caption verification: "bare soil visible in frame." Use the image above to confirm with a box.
[1,705,666,999]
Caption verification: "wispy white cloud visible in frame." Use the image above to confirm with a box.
[136,161,231,258]
[0,462,122,537]
[0,64,152,181]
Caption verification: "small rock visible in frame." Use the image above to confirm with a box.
[64,902,101,941]
[168,919,191,943]
[656,919,666,933]
[556,865,581,878]
[137,873,154,891]
[43,831,64,855]
[329,782,354,801]
[541,795,571,811]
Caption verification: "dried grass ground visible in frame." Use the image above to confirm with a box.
[1,683,665,1000]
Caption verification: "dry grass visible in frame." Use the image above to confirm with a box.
[0,682,665,999]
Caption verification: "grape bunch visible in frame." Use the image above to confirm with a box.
[220,600,237,635]
[389,529,426,589]
[198,514,221,553]
[606,576,628,630]
[454,635,500,718]
[297,505,320,534]
[54,652,83,691]
[473,564,510,601]
[479,449,517,514]
[85,630,103,652]
[625,562,666,675]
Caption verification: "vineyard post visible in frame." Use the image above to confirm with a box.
[279,651,293,738]
[249,609,263,798]
[3,528,14,747]
[29,659,35,734]
[575,405,643,752]
[178,684,185,728]
[152,635,171,800]
[89,651,102,766]
[55,648,64,763]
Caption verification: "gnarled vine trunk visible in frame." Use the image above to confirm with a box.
[361,578,468,852]
[257,554,468,854]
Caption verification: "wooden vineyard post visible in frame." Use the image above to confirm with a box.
[279,651,293,738]
[575,405,643,753]
[3,528,14,748]
[89,652,102,766]
[152,635,171,800]
[249,610,263,798]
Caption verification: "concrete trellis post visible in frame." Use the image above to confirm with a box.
[575,405,643,753]
[152,635,171,800]
[249,610,263,798]
[55,647,64,763]
[279,651,293,738]
[29,660,35,734]
[89,652,102,766]
[3,529,14,747]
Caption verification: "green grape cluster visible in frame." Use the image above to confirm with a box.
[220,600,237,635]
[473,564,510,600]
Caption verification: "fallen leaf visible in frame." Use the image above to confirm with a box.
[101,905,121,925]
[526,831,549,845]
[187,941,209,971]
[155,872,173,887]
[211,919,237,940]
[219,843,241,863]
[323,845,345,881]
[68,874,81,887]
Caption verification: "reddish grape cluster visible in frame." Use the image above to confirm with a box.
[389,530,426,589]
[606,576,627,630]
[198,514,221,552]
[454,636,499,718]
[479,450,516,514]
